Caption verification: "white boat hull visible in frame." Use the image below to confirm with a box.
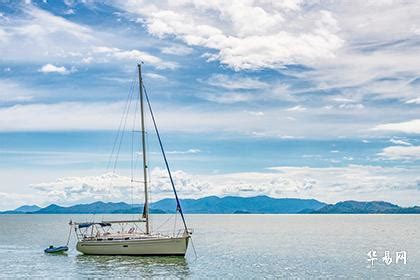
[76,236,190,256]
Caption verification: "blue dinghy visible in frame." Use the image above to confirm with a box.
[44,245,68,253]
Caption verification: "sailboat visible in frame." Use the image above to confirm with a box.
[71,63,192,256]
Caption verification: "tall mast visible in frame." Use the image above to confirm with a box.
[138,63,150,235]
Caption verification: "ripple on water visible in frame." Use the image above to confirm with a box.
[0,214,419,278]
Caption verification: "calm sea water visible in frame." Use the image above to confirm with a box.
[0,214,419,279]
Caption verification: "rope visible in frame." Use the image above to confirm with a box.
[130,77,140,211]
[112,84,135,173]
[104,72,136,201]
[106,76,136,172]
[173,212,177,236]
[145,123,153,232]
[153,214,174,231]
[190,237,198,260]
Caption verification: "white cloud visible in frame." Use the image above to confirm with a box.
[64,9,75,15]
[27,165,420,207]
[0,102,122,131]
[31,172,135,204]
[92,46,177,69]
[378,146,420,160]
[64,0,75,7]
[332,97,355,103]
[204,74,268,90]
[286,105,306,112]
[144,72,167,81]
[0,4,174,69]
[166,149,200,154]
[338,103,364,110]
[389,138,411,146]
[246,111,264,116]
[1,4,95,61]
[373,119,420,134]
[38,63,74,74]
[405,97,420,104]
[0,191,44,211]
[0,99,411,138]
[110,0,420,104]
[0,79,34,102]
[161,45,193,56]
[202,91,253,104]
[114,1,343,70]
[30,169,207,205]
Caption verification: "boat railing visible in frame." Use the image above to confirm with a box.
[75,227,192,241]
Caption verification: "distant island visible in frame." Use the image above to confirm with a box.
[1,196,419,214]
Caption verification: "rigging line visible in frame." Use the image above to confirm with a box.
[142,84,188,232]
[153,213,174,231]
[145,122,153,231]
[131,125,134,181]
[107,76,135,173]
[112,79,136,173]
[173,211,177,236]
[190,237,198,260]
[130,82,140,211]
[131,86,140,182]
[65,225,72,246]
[130,130,134,208]
[113,81,135,172]
[106,75,136,172]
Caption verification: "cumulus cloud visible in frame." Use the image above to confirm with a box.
[30,168,207,205]
[378,146,420,160]
[38,63,75,74]
[29,165,420,207]
[1,1,420,138]
[31,172,134,204]
[373,119,420,134]
[109,0,420,104]
[113,1,343,70]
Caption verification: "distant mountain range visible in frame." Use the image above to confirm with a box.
[1,204,42,214]
[1,196,419,214]
[312,201,420,214]
[152,196,326,214]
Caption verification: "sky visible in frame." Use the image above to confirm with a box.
[0,0,419,209]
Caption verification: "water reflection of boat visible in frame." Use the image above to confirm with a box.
[71,64,192,256]
[75,254,190,278]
